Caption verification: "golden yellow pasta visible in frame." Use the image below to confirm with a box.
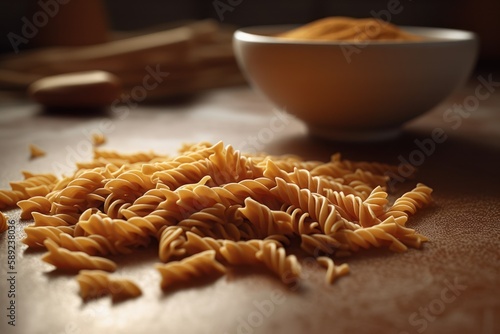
[255,241,301,283]
[316,256,350,284]
[158,226,187,262]
[0,141,432,299]
[155,250,226,289]
[29,144,46,159]
[277,17,423,42]
[42,239,117,272]
[23,225,73,248]
[91,133,107,147]
[0,190,24,210]
[0,211,8,233]
[219,239,267,265]
[184,232,223,259]
[77,270,141,300]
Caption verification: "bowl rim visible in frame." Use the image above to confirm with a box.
[234,25,478,46]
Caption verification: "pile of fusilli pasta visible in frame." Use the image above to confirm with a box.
[0,142,432,299]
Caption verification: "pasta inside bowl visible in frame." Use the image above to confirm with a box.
[233,25,478,141]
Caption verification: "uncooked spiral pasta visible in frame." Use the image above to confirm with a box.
[0,141,433,300]
[277,17,423,42]
[256,241,301,283]
[0,212,7,233]
[238,197,293,238]
[158,226,187,262]
[24,185,52,197]
[316,256,350,284]
[271,177,351,234]
[362,186,389,219]
[42,239,117,272]
[0,190,23,210]
[31,212,75,227]
[300,234,343,256]
[280,204,318,235]
[91,133,107,147]
[77,270,141,300]
[94,149,163,163]
[381,183,433,222]
[219,239,292,282]
[23,225,75,248]
[155,250,226,289]
[183,232,223,258]
[326,191,378,227]
[29,144,46,159]
[10,172,58,197]
[18,196,52,219]
[0,172,57,210]
[219,239,266,265]
[24,226,121,256]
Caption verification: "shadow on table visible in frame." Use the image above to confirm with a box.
[263,128,500,198]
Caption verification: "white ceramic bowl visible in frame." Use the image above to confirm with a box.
[233,25,478,141]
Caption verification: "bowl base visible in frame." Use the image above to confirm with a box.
[308,125,401,142]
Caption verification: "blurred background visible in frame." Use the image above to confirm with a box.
[1,0,499,61]
[0,0,498,102]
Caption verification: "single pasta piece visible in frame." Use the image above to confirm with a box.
[91,133,107,146]
[42,239,117,272]
[381,183,433,222]
[23,225,74,248]
[31,212,75,227]
[220,239,272,266]
[238,197,294,237]
[183,232,223,260]
[300,234,342,256]
[76,270,141,301]
[255,242,301,283]
[29,144,46,159]
[316,256,350,284]
[155,250,226,289]
[0,190,24,210]
[158,226,187,262]
[94,149,163,163]
[18,196,52,219]
[0,212,8,233]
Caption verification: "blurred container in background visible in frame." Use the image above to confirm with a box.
[0,0,498,76]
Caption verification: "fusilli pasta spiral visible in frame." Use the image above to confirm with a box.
[42,239,117,272]
[0,212,7,233]
[0,141,432,299]
[155,250,226,289]
[77,270,141,300]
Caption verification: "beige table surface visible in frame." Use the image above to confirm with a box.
[0,71,499,334]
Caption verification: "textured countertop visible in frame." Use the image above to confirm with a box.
[0,71,499,334]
